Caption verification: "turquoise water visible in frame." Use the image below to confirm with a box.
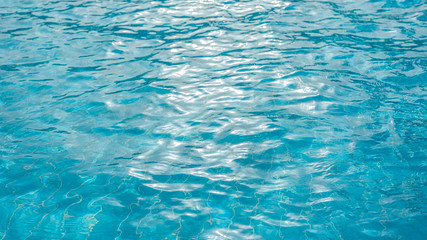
[0,0,426,239]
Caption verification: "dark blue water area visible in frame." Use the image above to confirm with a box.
[0,0,426,239]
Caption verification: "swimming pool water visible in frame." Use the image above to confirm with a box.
[0,0,426,239]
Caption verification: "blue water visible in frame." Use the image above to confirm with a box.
[0,0,426,239]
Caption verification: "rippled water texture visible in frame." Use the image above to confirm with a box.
[1,0,426,239]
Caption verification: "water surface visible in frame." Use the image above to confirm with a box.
[0,0,426,239]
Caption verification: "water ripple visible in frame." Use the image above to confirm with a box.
[0,0,426,239]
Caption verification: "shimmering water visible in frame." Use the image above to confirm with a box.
[1,0,426,239]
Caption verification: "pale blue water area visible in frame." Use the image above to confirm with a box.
[0,0,426,239]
